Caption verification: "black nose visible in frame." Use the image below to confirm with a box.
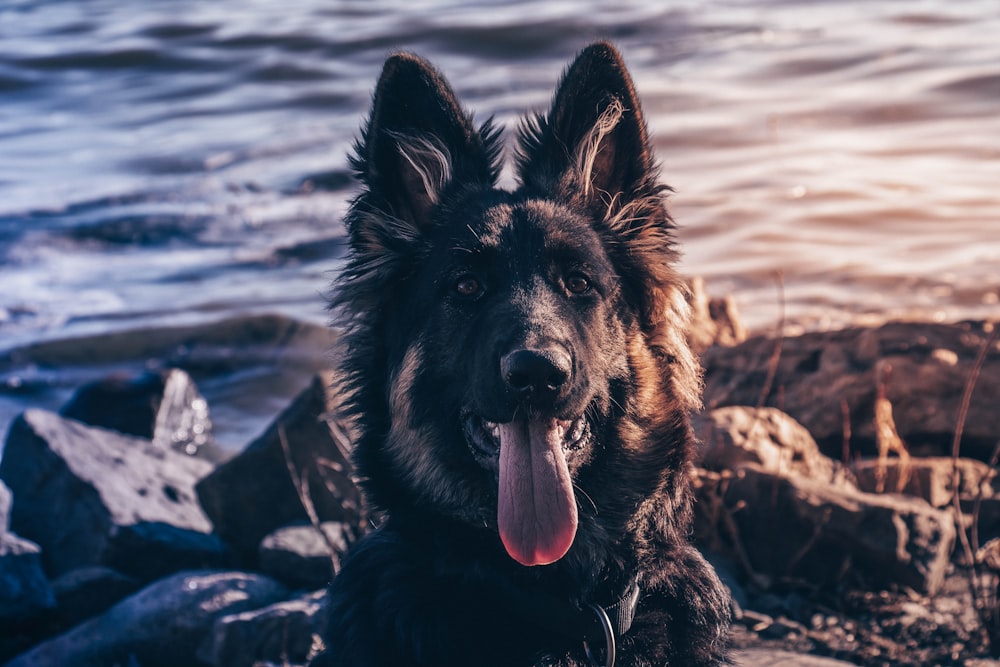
[501,348,571,400]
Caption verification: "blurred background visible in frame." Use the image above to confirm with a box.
[1,0,998,447]
[2,0,999,345]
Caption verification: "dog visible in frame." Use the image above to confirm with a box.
[316,42,732,666]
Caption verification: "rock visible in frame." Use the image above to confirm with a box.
[701,320,1000,460]
[851,456,996,507]
[0,478,55,660]
[0,409,220,579]
[695,465,955,594]
[102,520,233,583]
[0,480,10,529]
[258,522,353,590]
[4,571,289,667]
[200,589,328,667]
[687,277,748,354]
[0,532,55,622]
[695,406,851,485]
[50,566,140,629]
[736,649,859,666]
[196,372,362,561]
[60,368,213,456]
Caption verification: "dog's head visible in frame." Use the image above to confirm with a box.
[336,42,700,567]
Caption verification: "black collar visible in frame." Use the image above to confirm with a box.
[498,575,641,667]
[582,577,640,667]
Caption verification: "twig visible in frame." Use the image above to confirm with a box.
[951,325,998,565]
[784,506,832,575]
[744,271,787,446]
[972,439,1000,554]
[840,398,852,464]
[949,323,998,649]
[278,422,342,575]
[755,270,785,411]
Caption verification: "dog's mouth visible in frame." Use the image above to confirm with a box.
[463,413,588,459]
[463,413,588,567]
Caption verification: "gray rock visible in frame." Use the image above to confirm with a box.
[0,409,219,579]
[0,478,54,659]
[200,589,327,667]
[60,368,213,456]
[0,532,55,622]
[258,522,353,590]
[196,372,362,561]
[50,566,140,628]
[5,571,288,667]
[702,320,1000,460]
[695,465,955,594]
[695,406,851,485]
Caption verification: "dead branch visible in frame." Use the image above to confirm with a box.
[949,323,999,651]
[755,270,785,411]
[278,423,342,575]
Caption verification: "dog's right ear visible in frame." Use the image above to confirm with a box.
[350,54,499,235]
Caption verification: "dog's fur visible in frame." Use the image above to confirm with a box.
[317,42,731,666]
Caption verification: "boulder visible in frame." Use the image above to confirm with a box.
[694,465,955,594]
[4,571,289,667]
[0,532,54,622]
[60,368,214,457]
[0,479,55,660]
[0,410,223,580]
[695,406,850,485]
[258,522,353,590]
[736,649,859,666]
[849,457,1000,547]
[50,566,140,629]
[851,456,996,507]
[701,320,1000,460]
[196,372,362,561]
[200,589,328,667]
[687,276,748,354]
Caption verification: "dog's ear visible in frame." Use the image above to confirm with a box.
[351,53,499,232]
[516,42,655,212]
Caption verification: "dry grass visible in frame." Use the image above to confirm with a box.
[278,422,342,576]
[872,361,911,494]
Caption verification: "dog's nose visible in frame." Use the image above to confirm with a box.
[501,347,571,400]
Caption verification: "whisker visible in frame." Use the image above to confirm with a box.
[574,483,598,516]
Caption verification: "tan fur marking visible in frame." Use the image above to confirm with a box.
[576,98,625,198]
[386,343,487,519]
[393,133,453,204]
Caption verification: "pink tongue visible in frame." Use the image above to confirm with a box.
[497,418,578,566]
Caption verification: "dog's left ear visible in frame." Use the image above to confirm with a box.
[516,42,656,213]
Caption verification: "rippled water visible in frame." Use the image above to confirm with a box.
[1,0,998,351]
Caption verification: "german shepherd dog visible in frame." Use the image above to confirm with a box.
[318,42,731,666]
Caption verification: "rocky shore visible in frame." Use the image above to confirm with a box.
[1,296,998,666]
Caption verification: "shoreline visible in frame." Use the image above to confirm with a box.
[1,308,998,665]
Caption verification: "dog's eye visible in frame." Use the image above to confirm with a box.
[453,275,483,298]
[565,273,591,295]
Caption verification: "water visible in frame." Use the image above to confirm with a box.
[1,0,998,347]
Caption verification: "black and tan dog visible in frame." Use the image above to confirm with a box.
[317,42,731,666]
